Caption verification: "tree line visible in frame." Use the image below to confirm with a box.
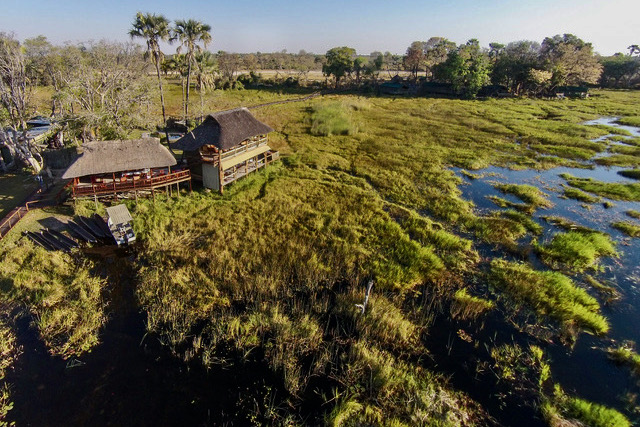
[0,17,639,144]
[321,35,640,97]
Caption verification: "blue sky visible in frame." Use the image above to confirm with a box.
[1,0,638,55]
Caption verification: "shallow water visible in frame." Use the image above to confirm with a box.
[7,117,640,426]
[453,117,640,417]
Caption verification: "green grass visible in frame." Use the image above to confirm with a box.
[0,317,17,425]
[486,195,534,214]
[618,169,640,180]
[490,259,608,334]
[537,230,617,272]
[561,173,640,201]
[626,210,640,219]
[493,183,553,209]
[309,101,357,136]
[608,343,640,376]
[594,154,640,167]
[501,209,543,234]
[611,221,640,237]
[543,385,631,427]
[450,288,494,320]
[0,239,106,358]
[593,124,633,136]
[616,116,640,127]
[562,186,601,203]
[542,216,601,234]
[0,171,37,218]
[20,87,640,423]
[583,275,620,300]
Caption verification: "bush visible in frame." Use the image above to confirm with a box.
[309,102,357,136]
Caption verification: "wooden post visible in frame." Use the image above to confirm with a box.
[152,188,155,203]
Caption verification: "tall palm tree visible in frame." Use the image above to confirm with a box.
[129,13,172,126]
[173,19,212,122]
[194,51,217,121]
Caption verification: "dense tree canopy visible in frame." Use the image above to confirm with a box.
[322,46,355,88]
[541,34,602,86]
[435,39,491,98]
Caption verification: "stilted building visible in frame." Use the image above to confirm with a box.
[173,108,279,193]
[62,138,191,200]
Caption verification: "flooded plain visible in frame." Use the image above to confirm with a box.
[449,117,640,421]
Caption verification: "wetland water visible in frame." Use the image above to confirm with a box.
[7,117,640,426]
[453,117,640,419]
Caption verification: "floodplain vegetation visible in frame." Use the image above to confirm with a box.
[3,88,640,425]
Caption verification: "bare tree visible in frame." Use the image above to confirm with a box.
[0,33,31,130]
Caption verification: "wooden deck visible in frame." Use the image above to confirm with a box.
[70,170,192,198]
[223,151,279,186]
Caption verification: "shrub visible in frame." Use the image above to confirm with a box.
[310,102,357,136]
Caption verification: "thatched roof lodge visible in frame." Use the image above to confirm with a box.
[173,108,279,193]
[63,138,191,200]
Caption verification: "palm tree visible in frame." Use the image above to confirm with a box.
[194,51,217,121]
[173,19,212,122]
[129,12,172,131]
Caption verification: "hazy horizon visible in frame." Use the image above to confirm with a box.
[1,0,638,56]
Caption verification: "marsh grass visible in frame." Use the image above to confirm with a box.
[489,259,608,334]
[626,210,640,219]
[592,124,633,136]
[583,275,620,300]
[594,154,640,167]
[608,342,640,377]
[501,210,543,234]
[489,344,550,388]
[0,242,106,358]
[487,195,534,213]
[537,230,617,272]
[493,183,553,209]
[470,215,528,247]
[83,88,640,422]
[561,173,640,201]
[0,318,17,425]
[616,117,640,127]
[309,102,357,136]
[562,186,601,203]
[541,216,600,234]
[450,289,494,320]
[326,341,481,426]
[618,169,640,180]
[542,385,631,427]
[612,221,640,237]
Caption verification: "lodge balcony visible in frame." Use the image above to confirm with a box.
[200,136,268,166]
[68,170,192,198]
[222,150,279,185]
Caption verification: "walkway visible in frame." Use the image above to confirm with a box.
[0,180,68,240]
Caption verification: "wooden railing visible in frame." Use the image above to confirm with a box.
[0,206,27,239]
[223,151,279,185]
[72,170,191,197]
[220,137,268,161]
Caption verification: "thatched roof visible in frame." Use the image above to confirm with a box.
[172,108,274,152]
[62,138,176,179]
